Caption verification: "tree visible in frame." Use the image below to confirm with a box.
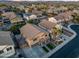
[72,13,79,23]
[51,25,63,40]
[27,19,39,25]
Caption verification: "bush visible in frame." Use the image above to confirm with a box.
[47,44,55,50]
[42,46,49,52]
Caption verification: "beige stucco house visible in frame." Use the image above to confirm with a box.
[2,12,24,24]
[39,20,62,39]
[54,11,73,23]
[39,20,57,33]
[20,24,49,47]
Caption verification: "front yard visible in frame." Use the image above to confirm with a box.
[42,46,49,53]
[46,43,56,50]
[42,43,56,53]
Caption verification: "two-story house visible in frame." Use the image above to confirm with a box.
[20,24,50,47]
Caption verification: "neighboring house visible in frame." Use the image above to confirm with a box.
[47,8,53,14]
[58,6,68,12]
[2,12,16,20]
[39,20,57,33]
[0,6,7,13]
[48,17,57,24]
[23,13,37,21]
[17,5,24,10]
[32,10,43,16]
[39,20,63,43]
[2,12,24,24]
[23,13,31,20]
[20,24,49,47]
[54,11,73,23]
[73,9,79,14]
[52,6,68,14]
[29,14,37,20]
[10,16,24,24]
[0,31,15,58]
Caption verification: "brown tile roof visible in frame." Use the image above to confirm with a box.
[54,11,72,21]
[20,24,46,39]
[2,12,16,20]
[32,10,42,15]
[39,20,56,30]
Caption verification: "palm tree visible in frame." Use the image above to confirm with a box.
[51,24,63,45]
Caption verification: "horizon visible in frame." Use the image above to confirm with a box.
[0,0,79,1]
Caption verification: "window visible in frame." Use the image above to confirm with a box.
[0,50,4,54]
[7,47,12,51]
[45,35,47,37]
[33,38,37,41]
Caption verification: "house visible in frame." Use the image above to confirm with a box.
[23,13,31,20]
[54,11,73,23]
[2,12,16,20]
[0,6,7,13]
[47,5,55,14]
[24,8,30,13]
[39,20,63,42]
[20,24,49,47]
[39,20,57,33]
[10,16,24,24]
[0,31,15,57]
[58,6,68,12]
[48,17,57,24]
[2,12,24,24]
[32,10,43,16]
[73,9,79,14]
[52,6,68,14]
[23,13,37,21]
[17,5,24,10]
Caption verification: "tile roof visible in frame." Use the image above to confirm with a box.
[2,12,16,20]
[20,24,46,39]
[54,11,72,21]
[0,31,14,46]
[39,20,56,30]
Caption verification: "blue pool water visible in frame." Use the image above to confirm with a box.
[49,25,79,58]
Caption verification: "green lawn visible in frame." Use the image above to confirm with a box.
[42,46,49,53]
[47,43,56,50]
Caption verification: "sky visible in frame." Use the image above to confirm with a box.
[0,0,79,1]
